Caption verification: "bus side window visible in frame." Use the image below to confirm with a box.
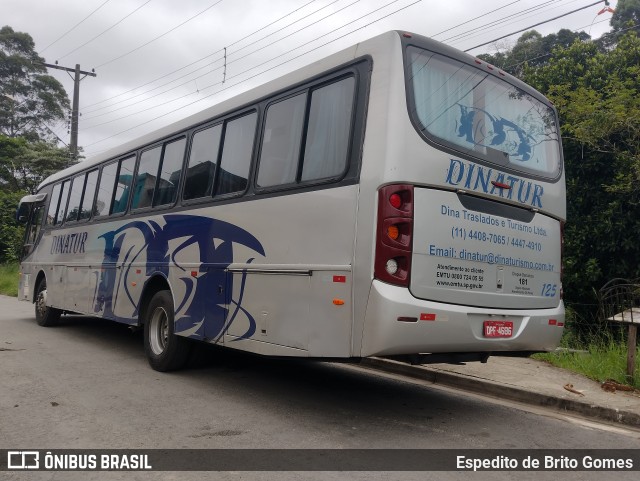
[112,156,135,214]
[27,205,44,245]
[256,93,306,188]
[132,147,161,210]
[65,173,86,223]
[46,183,62,227]
[301,77,355,182]
[184,124,222,200]
[94,161,118,217]
[55,180,71,225]
[154,137,186,207]
[216,112,257,196]
[79,169,99,221]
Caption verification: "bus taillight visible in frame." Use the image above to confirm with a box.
[375,185,414,287]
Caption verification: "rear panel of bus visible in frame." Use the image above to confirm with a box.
[356,32,565,357]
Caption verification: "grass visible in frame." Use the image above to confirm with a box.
[534,342,640,390]
[0,262,20,297]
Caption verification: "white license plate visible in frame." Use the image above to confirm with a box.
[483,320,513,338]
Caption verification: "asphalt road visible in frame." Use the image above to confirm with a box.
[1,295,638,481]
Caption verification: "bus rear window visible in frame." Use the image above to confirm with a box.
[406,46,561,178]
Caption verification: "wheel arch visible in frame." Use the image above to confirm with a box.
[33,270,47,303]
[138,274,172,326]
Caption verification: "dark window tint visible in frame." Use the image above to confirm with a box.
[79,170,99,221]
[216,112,257,196]
[55,180,71,225]
[257,93,306,187]
[94,161,118,217]
[132,147,161,210]
[27,205,44,245]
[301,77,355,181]
[65,174,85,223]
[154,138,185,206]
[184,125,222,200]
[112,156,135,214]
[46,183,62,226]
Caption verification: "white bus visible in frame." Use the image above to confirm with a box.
[17,31,565,371]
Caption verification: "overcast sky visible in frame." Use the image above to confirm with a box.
[3,0,618,158]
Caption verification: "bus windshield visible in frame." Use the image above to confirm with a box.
[406,46,561,179]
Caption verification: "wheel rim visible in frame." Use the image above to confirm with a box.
[149,306,169,355]
[36,288,47,319]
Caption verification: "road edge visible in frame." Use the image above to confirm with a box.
[361,358,640,428]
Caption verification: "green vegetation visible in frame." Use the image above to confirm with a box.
[534,343,640,391]
[0,262,19,297]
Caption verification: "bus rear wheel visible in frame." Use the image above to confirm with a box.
[34,279,61,327]
[143,290,191,372]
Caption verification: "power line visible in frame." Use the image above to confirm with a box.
[39,0,111,54]
[95,0,226,69]
[442,0,559,44]
[502,21,637,72]
[81,0,321,110]
[431,0,524,38]
[83,0,587,134]
[56,0,153,61]
[82,0,344,117]
[81,0,394,129]
[81,0,569,118]
[83,0,423,151]
[84,0,361,122]
[464,0,606,52]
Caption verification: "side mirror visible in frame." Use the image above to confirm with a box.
[16,193,47,224]
[16,203,30,224]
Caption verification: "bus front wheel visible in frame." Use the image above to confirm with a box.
[143,290,191,372]
[34,279,61,327]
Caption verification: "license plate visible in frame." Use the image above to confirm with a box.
[483,320,513,338]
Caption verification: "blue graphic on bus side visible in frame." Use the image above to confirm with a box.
[92,214,265,342]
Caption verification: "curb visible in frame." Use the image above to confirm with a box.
[360,358,640,428]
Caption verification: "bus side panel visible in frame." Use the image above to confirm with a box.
[225,273,310,350]
[63,266,91,313]
[217,186,358,356]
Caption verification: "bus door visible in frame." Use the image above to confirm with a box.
[16,193,47,302]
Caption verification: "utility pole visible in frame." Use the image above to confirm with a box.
[42,63,96,160]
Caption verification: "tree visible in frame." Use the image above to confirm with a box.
[611,0,640,36]
[478,29,590,77]
[0,134,72,194]
[0,26,70,141]
[523,31,640,330]
[0,189,25,262]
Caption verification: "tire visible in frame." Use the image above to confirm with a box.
[34,279,62,327]
[143,290,191,372]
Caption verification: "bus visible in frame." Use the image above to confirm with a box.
[16,31,565,371]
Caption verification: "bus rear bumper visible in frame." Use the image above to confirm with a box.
[360,280,564,357]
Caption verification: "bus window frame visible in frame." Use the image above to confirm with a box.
[77,168,100,222]
[401,40,563,184]
[181,122,224,205]
[211,109,259,201]
[131,134,187,214]
[63,172,87,225]
[253,71,359,195]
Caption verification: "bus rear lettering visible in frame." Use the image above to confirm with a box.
[445,158,544,209]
